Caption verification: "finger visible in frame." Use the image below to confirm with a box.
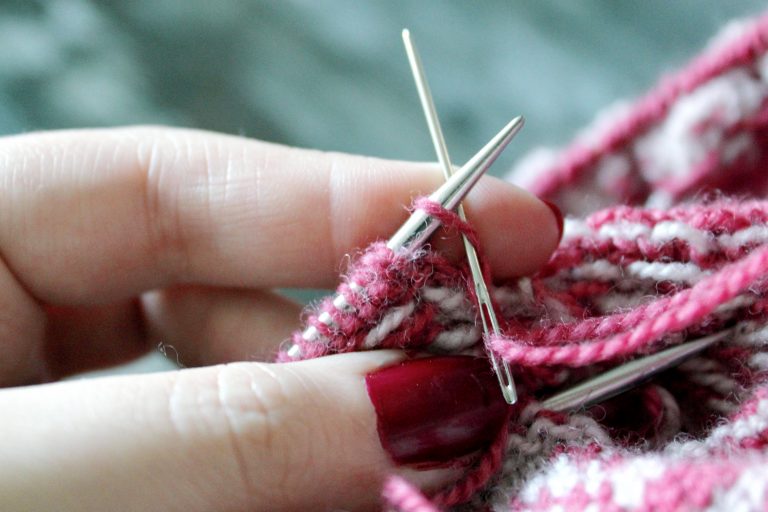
[0,127,559,306]
[0,256,47,386]
[37,287,300,379]
[0,352,507,511]
[43,300,150,379]
[141,286,302,366]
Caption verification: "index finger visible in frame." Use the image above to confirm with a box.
[0,127,560,304]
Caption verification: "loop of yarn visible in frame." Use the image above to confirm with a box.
[412,196,484,255]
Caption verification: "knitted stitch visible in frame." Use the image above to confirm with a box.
[279,11,768,512]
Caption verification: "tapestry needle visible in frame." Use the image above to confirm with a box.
[289,116,524,359]
[402,29,519,404]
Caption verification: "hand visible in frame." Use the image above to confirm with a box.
[0,127,561,511]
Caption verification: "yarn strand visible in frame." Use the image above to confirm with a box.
[492,244,768,367]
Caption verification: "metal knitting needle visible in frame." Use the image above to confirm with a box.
[541,329,733,412]
[289,116,524,359]
[402,29,519,404]
[385,116,524,252]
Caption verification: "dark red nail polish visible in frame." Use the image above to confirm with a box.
[543,199,564,242]
[365,356,509,467]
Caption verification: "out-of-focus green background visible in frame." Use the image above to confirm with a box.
[2,0,763,373]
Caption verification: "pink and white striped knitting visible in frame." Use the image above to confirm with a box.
[279,12,768,512]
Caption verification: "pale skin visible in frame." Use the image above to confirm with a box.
[0,126,560,511]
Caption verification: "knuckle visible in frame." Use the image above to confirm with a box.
[136,128,248,281]
[213,363,315,506]
[215,362,287,450]
[136,131,191,278]
[166,363,301,507]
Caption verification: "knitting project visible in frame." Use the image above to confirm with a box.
[279,12,768,512]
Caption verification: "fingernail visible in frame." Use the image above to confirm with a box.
[365,356,509,468]
[542,199,564,242]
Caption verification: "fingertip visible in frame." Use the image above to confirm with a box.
[295,351,479,498]
[332,162,562,281]
[447,175,563,279]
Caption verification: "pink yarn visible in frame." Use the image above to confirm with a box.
[431,408,513,508]
[492,238,768,367]
[280,11,768,511]
[412,196,483,255]
[528,12,768,200]
[381,476,440,512]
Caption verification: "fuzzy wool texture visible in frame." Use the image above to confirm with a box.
[281,12,768,512]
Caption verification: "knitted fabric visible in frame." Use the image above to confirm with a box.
[279,12,768,512]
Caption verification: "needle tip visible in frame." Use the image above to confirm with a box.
[430,115,525,211]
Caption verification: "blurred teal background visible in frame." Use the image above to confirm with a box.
[2,0,764,373]
[1,1,766,166]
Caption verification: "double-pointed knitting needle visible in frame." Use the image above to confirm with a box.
[288,116,524,359]
[402,29,519,404]
[541,329,732,412]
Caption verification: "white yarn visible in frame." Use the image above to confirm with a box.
[719,224,768,248]
[627,260,708,283]
[652,221,714,254]
[362,301,415,348]
[565,260,623,280]
[563,259,708,284]
[593,291,654,314]
[431,325,479,351]
[702,395,768,448]
[749,352,768,370]
[636,68,766,183]
[422,286,466,314]
[564,218,768,255]
[707,461,768,512]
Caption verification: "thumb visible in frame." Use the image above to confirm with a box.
[0,351,509,512]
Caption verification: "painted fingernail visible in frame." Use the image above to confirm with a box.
[365,356,509,467]
[542,199,564,242]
